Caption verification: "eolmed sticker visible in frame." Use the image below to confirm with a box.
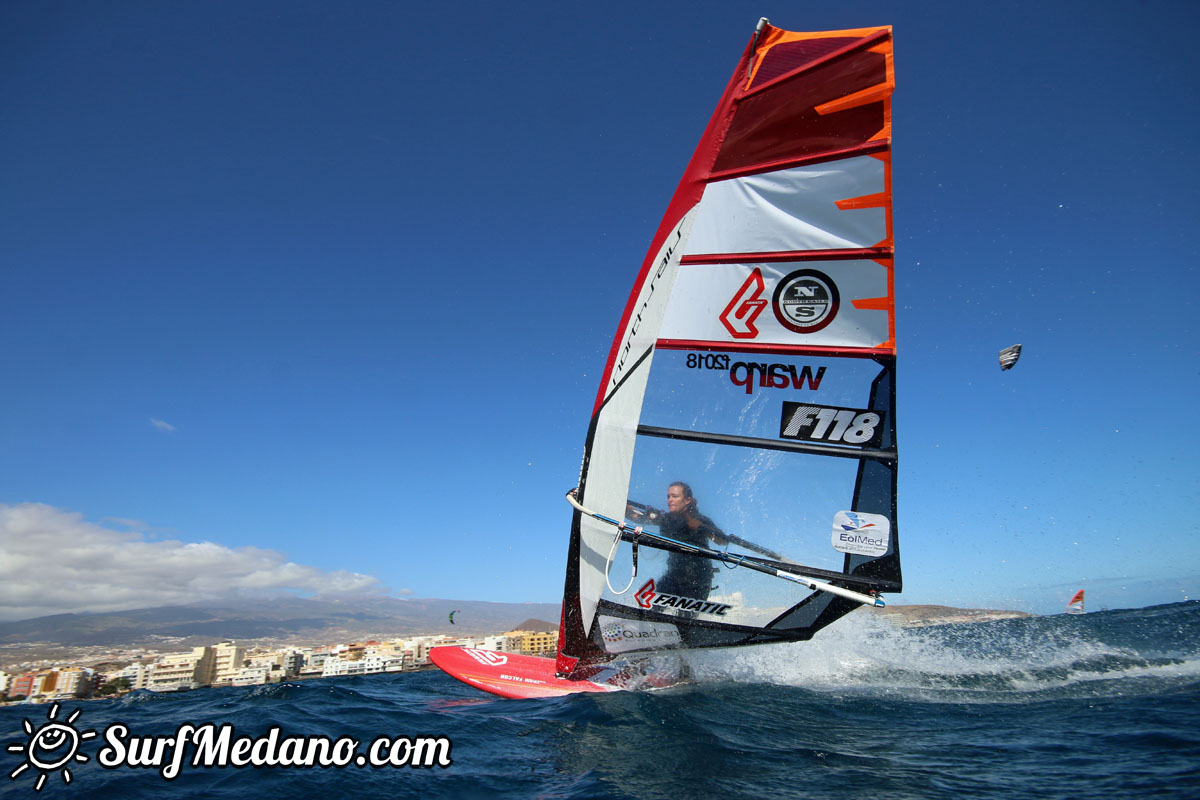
[831,511,891,557]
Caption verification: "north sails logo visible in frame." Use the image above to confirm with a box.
[773,269,840,333]
[634,580,732,616]
[464,649,507,667]
[719,269,768,339]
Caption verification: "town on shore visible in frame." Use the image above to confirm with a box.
[0,625,557,705]
[0,603,1035,704]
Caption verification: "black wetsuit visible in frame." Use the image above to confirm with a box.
[655,511,720,600]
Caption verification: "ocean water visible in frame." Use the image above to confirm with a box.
[3,601,1198,799]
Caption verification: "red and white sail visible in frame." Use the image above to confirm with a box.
[1067,589,1085,614]
[558,20,899,678]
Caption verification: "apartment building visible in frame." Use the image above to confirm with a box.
[502,629,558,656]
[210,641,246,686]
[113,663,150,690]
[47,667,94,700]
[148,646,215,691]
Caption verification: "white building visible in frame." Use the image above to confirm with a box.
[299,650,331,677]
[114,663,150,690]
[231,666,273,686]
[322,657,367,677]
[478,635,513,652]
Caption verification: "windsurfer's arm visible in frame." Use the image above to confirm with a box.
[625,500,664,524]
[697,517,782,560]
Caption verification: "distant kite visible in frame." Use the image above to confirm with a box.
[998,344,1022,371]
[449,610,460,625]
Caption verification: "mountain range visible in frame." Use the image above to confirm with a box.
[0,596,560,651]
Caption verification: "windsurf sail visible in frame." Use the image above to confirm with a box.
[1066,590,1085,614]
[557,19,900,679]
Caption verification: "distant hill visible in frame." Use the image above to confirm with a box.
[0,596,561,651]
[513,618,557,633]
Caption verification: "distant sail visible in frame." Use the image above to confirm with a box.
[557,20,900,680]
[999,344,1022,371]
[1066,590,1085,615]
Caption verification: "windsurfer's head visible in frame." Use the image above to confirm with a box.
[667,482,696,514]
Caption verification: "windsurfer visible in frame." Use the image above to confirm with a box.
[628,482,725,602]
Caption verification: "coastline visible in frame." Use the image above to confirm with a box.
[867,604,1032,627]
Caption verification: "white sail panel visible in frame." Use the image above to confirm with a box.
[683,157,886,256]
[578,362,648,635]
[577,215,694,634]
[658,259,891,349]
[599,217,694,404]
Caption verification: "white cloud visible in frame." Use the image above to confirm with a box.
[150,418,176,432]
[0,503,384,622]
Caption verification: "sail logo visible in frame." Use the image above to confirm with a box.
[779,402,884,447]
[598,616,683,653]
[634,579,658,609]
[773,269,840,333]
[719,269,768,338]
[831,511,891,557]
[730,362,826,395]
[611,228,684,391]
[464,649,508,667]
[634,580,732,616]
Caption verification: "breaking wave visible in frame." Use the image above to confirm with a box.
[686,601,1200,701]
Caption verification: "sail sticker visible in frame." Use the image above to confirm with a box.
[779,402,884,447]
[772,269,840,333]
[633,578,658,609]
[633,579,732,616]
[730,362,826,395]
[598,615,683,653]
[685,352,733,372]
[831,511,891,556]
[719,268,768,338]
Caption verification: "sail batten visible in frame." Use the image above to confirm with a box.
[681,247,893,265]
[637,424,897,462]
[559,21,898,679]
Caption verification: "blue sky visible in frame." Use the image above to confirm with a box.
[2,0,1196,621]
